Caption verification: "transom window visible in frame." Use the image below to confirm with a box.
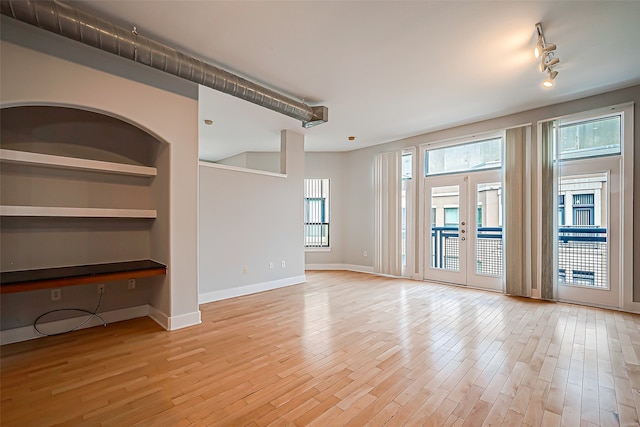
[558,115,621,160]
[425,137,502,176]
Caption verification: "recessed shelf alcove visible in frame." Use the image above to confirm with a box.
[0,106,168,293]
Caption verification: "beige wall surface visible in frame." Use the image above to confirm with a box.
[198,131,305,297]
[1,17,200,330]
[304,152,347,266]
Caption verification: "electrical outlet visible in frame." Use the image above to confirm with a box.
[363,250,368,257]
[128,279,136,290]
[243,266,248,275]
[269,262,274,269]
[281,260,286,268]
[97,284,105,295]
[51,288,61,301]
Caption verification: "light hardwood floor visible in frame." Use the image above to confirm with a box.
[2,271,640,426]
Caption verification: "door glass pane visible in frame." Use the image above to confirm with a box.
[558,172,608,289]
[476,182,503,276]
[430,185,459,271]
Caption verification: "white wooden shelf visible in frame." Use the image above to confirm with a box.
[0,205,157,218]
[0,149,157,177]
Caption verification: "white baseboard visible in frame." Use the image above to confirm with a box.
[147,306,201,330]
[199,275,306,305]
[168,311,201,331]
[305,264,374,274]
[2,305,203,345]
[148,305,169,330]
[1,304,150,345]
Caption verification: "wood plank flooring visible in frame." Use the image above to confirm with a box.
[2,271,640,426]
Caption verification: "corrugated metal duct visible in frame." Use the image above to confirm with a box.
[0,0,328,128]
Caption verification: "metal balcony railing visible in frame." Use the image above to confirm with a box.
[558,226,607,288]
[430,226,607,287]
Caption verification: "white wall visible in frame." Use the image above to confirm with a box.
[1,17,200,331]
[198,130,306,303]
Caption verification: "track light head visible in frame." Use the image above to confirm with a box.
[546,57,560,68]
[540,56,560,72]
[534,36,544,58]
[543,70,558,88]
[542,43,556,54]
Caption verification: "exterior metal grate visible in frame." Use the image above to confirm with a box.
[558,227,607,289]
[476,227,503,276]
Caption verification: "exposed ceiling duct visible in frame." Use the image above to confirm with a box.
[0,0,328,128]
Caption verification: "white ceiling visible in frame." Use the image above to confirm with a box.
[73,1,640,161]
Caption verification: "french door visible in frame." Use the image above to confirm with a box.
[424,170,503,291]
[556,156,621,308]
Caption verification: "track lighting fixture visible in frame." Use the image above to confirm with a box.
[534,23,560,88]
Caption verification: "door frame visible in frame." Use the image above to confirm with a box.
[423,169,503,291]
[537,102,634,311]
[416,131,504,282]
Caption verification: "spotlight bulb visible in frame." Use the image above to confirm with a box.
[534,36,543,58]
[543,70,558,88]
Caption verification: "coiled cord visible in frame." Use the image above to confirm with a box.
[33,288,107,336]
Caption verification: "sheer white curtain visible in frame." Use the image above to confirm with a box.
[504,125,531,296]
[374,151,403,276]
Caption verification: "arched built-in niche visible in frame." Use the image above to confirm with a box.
[0,106,169,332]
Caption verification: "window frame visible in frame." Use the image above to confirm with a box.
[304,178,331,250]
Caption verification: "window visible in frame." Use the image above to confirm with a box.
[444,207,459,227]
[573,193,594,226]
[425,137,502,176]
[401,152,413,269]
[304,178,330,248]
[558,195,565,226]
[558,115,621,160]
[477,206,483,228]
